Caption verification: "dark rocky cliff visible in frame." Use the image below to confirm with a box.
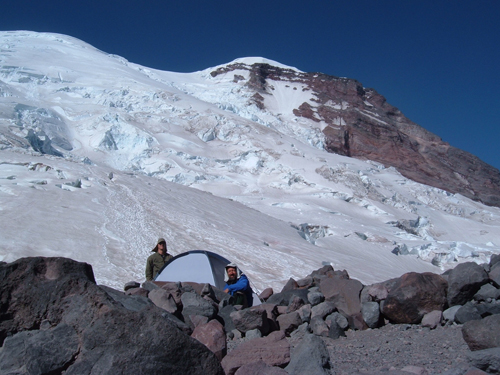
[213,63,500,207]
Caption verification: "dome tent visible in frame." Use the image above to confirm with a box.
[154,250,230,290]
[154,250,260,306]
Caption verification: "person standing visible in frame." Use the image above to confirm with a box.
[145,238,172,281]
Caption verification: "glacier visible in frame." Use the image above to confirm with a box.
[0,31,499,292]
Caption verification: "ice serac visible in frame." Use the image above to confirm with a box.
[222,62,500,207]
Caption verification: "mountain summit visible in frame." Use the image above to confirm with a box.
[1,31,499,290]
[209,59,500,208]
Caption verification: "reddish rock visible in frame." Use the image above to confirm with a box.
[191,319,227,361]
[259,288,274,301]
[281,278,299,292]
[276,311,302,335]
[382,272,448,324]
[148,288,178,314]
[251,304,279,332]
[221,331,290,375]
[320,277,363,317]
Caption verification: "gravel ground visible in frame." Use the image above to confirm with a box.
[321,323,471,374]
[228,323,474,375]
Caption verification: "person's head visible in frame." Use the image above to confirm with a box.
[153,238,167,254]
[224,262,242,282]
[226,266,237,281]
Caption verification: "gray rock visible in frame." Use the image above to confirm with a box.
[181,291,218,327]
[455,303,482,324]
[310,316,329,337]
[141,280,160,292]
[476,301,500,317]
[474,283,500,301]
[296,303,312,323]
[0,323,79,375]
[0,257,224,375]
[447,262,489,306]
[325,312,349,330]
[287,294,305,313]
[462,314,500,351]
[219,304,237,332]
[421,310,442,329]
[231,307,269,335]
[290,322,311,341]
[361,301,381,328]
[489,262,500,288]
[124,281,140,291]
[328,319,346,339]
[125,287,150,298]
[467,347,500,374]
[285,333,331,375]
[267,289,310,306]
[490,254,500,268]
[308,291,325,306]
[443,305,462,323]
[311,301,337,320]
[245,328,262,339]
[100,285,153,312]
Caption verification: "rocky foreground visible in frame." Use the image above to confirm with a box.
[1,257,500,374]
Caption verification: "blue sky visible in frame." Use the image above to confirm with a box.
[2,0,499,170]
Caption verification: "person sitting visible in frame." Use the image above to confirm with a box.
[223,262,253,308]
[145,238,172,281]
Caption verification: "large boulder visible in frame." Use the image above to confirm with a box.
[381,272,447,324]
[181,291,218,327]
[221,331,291,375]
[489,262,500,288]
[447,262,489,306]
[191,319,227,361]
[284,333,331,375]
[231,307,269,335]
[467,347,500,374]
[0,257,224,375]
[320,277,363,317]
[462,314,500,351]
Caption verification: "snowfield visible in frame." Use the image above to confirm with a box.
[1,31,499,292]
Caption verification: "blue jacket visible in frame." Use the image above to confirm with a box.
[224,274,253,307]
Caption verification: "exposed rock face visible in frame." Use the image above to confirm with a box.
[0,257,224,375]
[381,272,448,324]
[213,62,500,207]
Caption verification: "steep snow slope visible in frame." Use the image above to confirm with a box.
[1,31,499,291]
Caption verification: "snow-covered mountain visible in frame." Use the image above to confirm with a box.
[1,31,499,292]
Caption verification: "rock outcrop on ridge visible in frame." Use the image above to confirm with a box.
[212,62,500,207]
[2,256,500,374]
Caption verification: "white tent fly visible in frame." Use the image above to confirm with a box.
[154,250,260,305]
